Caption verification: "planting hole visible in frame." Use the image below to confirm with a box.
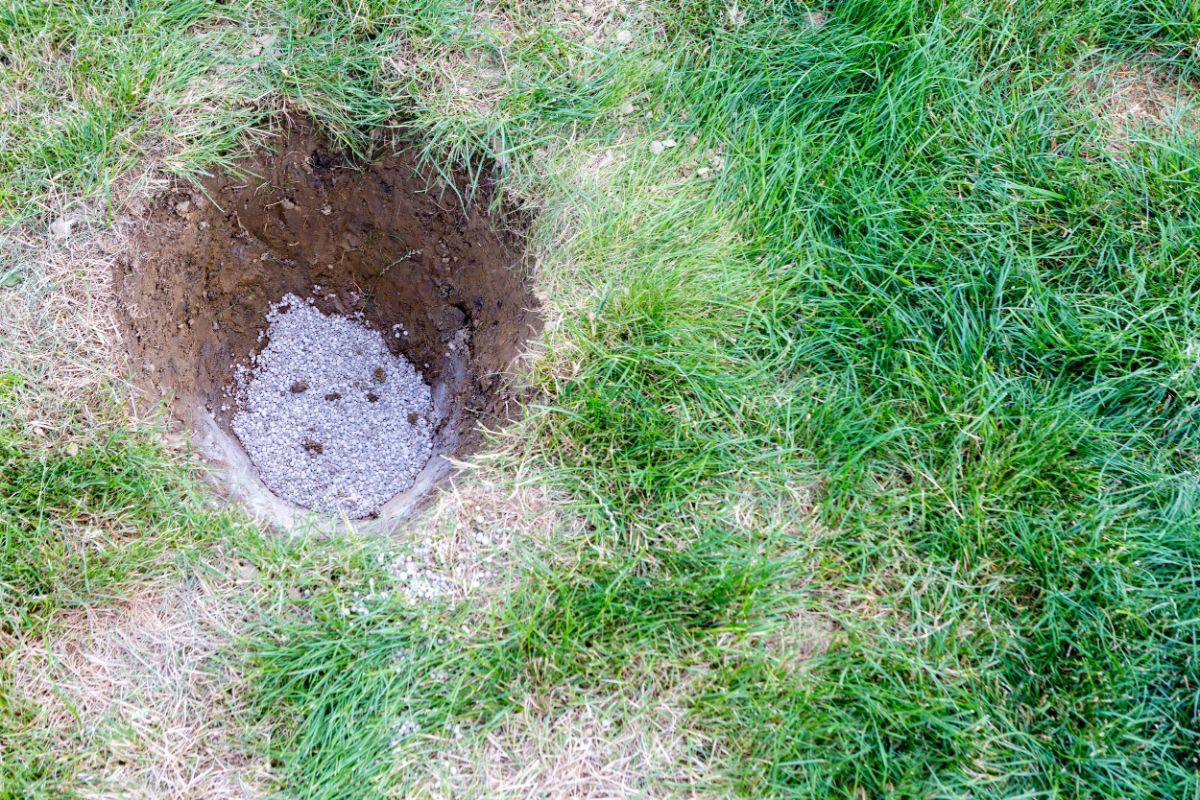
[114,128,540,525]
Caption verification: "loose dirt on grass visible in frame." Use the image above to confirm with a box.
[113,127,541,524]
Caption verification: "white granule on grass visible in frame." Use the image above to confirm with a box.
[232,294,433,518]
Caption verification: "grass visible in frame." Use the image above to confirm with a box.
[0,380,232,636]
[0,379,250,796]
[3,0,1200,797]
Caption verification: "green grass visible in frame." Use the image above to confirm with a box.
[0,377,237,636]
[3,0,1200,797]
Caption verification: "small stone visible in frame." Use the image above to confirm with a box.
[620,102,635,115]
[249,33,276,57]
[615,29,632,44]
[48,217,74,238]
[650,140,665,155]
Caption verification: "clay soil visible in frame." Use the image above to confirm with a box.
[114,126,540,516]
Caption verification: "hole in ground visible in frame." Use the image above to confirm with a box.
[114,127,541,527]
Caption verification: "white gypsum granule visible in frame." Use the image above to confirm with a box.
[231,294,433,518]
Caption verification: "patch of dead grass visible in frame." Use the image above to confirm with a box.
[406,675,716,799]
[397,466,581,604]
[558,0,656,46]
[1088,62,1200,151]
[9,573,269,800]
[0,223,133,424]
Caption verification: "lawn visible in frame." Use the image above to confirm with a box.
[2,0,1199,798]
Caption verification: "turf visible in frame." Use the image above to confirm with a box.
[0,379,247,796]
[2,0,1199,797]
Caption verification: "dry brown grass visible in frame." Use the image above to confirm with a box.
[1088,62,1200,151]
[0,226,125,401]
[555,0,658,47]
[10,571,270,799]
[405,675,716,799]
[392,463,581,606]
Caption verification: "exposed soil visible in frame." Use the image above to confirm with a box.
[114,126,540,523]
